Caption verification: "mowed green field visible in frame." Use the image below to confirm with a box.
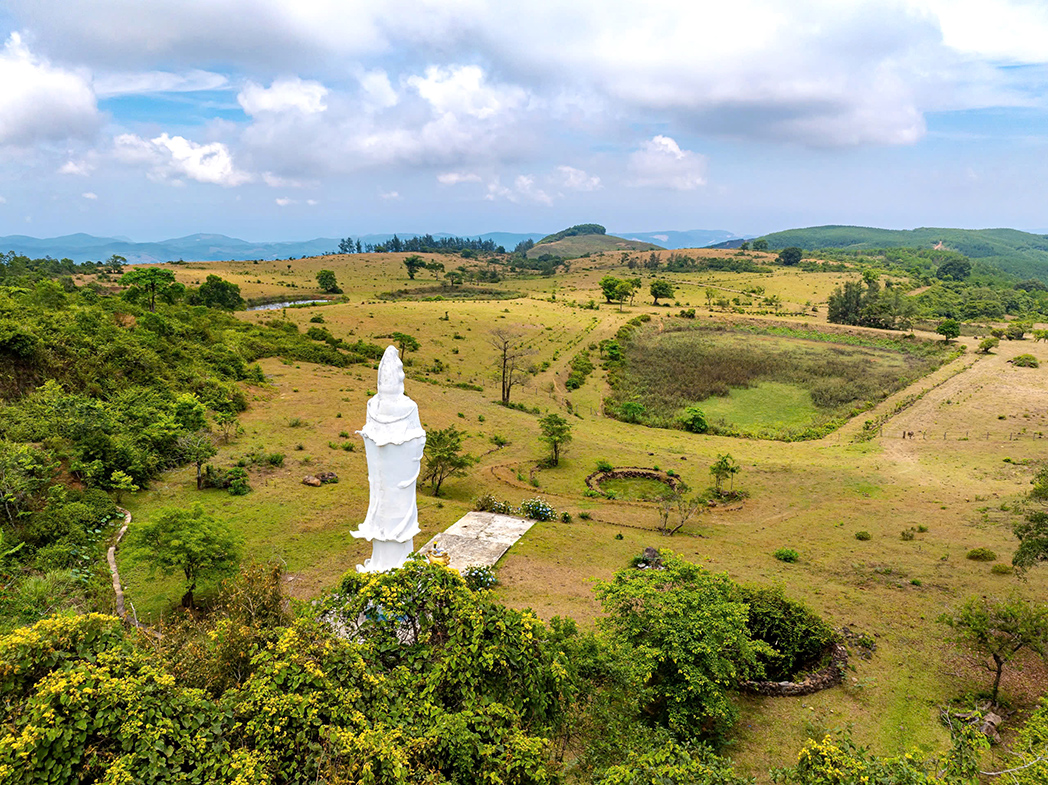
[120,249,1048,781]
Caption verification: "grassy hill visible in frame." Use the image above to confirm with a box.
[526,233,662,259]
[759,225,1048,280]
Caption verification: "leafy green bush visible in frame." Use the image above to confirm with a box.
[901,529,915,541]
[966,547,997,561]
[773,548,799,563]
[736,584,835,681]
[855,531,871,541]
[991,563,1012,575]
[596,459,614,473]
[461,565,498,590]
[1010,353,1039,368]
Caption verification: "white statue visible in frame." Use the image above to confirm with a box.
[352,345,426,572]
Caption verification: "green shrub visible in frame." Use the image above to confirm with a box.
[966,547,997,561]
[736,584,834,680]
[226,467,250,496]
[916,524,929,533]
[901,529,915,541]
[855,531,871,541]
[773,548,799,563]
[1010,354,1039,368]
[991,563,1013,575]
[560,511,573,523]
[580,512,592,520]
[596,459,614,473]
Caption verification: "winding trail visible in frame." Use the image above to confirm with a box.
[107,506,132,621]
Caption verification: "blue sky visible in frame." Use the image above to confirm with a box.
[2,0,1048,241]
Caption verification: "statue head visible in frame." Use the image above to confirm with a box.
[377,345,405,397]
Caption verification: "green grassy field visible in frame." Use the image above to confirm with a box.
[116,248,1048,781]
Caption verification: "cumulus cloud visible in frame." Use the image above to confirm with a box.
[81,192,98,199]
[627,136,707,190]
[407,65,526,120]
[238,77,328,116]
[485,175,552,205]
[556,165,601,191]
[275,197,293,206]
[114,132,251,186]
[379,190,401,200]
[0,33,98,146]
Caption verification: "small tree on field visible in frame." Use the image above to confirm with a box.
[938,594,1048,704]
[650,280,675,305]
[1013,510,1048,573]
[109,470,139,504]
[129,504,241,608]
[120,267,177,312]
[404,255,424,279]
[710,454,740,494]
[600,275,623,304]
[538,413,572,466]
[658,483,702,536]
[777,247,802,266]
[316,269,342,294]
[488,328,535,406]
[178,430,218,490]
[937,319,961,342]
[977,337,999,354]
[752,239,768,252]
[391,332,420,356]
[421,426,474,497]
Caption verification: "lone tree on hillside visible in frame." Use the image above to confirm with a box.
[650,279,675,305]
[777,247,803,266]
[1014,511,1048,573]
[120,267,178,312]
[316,269,342,293]
[936,319,961,342]
[177,430,218,490]
[709,453,740,494]
[404,255,424,279]
[391,332,420,356]
[538,413,573,466]
[488,328,535,406]
[938,594,1048,704]
[421,426,474,497]
[129,504,241,608]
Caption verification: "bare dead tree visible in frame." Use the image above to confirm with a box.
[657,483,702,536]
[488,328,536,406]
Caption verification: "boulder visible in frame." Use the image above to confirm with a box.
[302,475,322,487]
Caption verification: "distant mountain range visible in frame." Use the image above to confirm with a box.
[759,225,1048,281]
[0,228,742,264]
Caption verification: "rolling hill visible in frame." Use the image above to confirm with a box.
[758,225,1048,280]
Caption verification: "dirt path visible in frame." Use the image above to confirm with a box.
[107,507,132,620]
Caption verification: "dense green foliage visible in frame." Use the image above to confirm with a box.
[827,275,915,329]
[758,225,1048,281]
[537,224,607,245]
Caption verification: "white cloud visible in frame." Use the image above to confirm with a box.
[262,172,310,188]
[379,190,401,200]
[114,132,251,186]
[93,69,227,97]
[238,77,328,116]
[407,65,526,120]
[556,165,601,191]
[59,159,94,176]
[627,135,707,190]
[306,198,318,205]
[359,68,398,109]
[0,33,98,146]
[437,171,481,185]
[81,191,98,199]
[275,197,293,206]
[484,174,552,205]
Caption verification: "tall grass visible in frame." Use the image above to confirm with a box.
[605,320,951,438]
